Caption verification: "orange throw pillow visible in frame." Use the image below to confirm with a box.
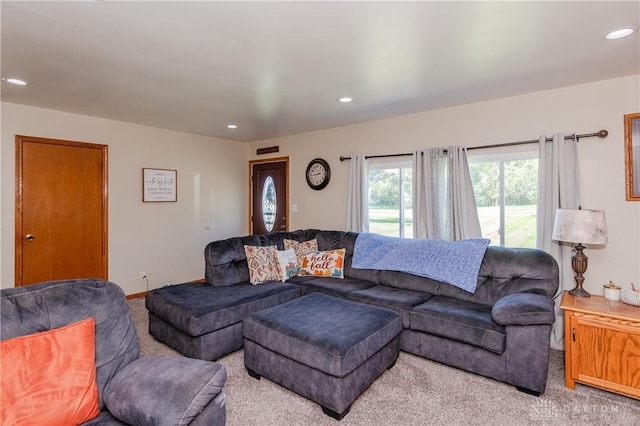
[1,317,100,426]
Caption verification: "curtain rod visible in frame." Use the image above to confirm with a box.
[338,129,608,161]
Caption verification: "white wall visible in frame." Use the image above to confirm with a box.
[251,75,640,296]
[3,76,639,296]
[1,103,249,294]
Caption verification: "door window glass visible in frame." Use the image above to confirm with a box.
[262,176,277,231]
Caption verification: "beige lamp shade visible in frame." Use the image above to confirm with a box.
[551,208,608,245]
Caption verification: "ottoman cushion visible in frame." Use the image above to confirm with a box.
[243,293,402,377]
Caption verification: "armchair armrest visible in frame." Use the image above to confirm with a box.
[491,293,555,326]
[103,356,226,426]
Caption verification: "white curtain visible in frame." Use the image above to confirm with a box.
[413,146,482,240]
[346,154,369,232]
[536,133,580,350]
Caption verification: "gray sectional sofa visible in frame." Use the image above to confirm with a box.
[2,279,227,426]
[146,229,559,396]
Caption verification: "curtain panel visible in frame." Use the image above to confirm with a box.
[413,146,481,240]
[536,133,580,350]
[346,154,369,232]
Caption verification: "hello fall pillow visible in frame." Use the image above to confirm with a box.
[299,249,345,279]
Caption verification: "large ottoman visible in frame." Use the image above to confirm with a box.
[243,292,402,420]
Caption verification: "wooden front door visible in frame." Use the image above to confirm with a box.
[15,135,108,286]
[250,159,288,235]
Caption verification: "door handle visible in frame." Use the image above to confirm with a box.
[25,234,35,242]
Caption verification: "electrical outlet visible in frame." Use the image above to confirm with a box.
[136,272,147,282]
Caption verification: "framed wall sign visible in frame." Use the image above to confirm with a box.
[143,168,177,202]
[624,112,640,201]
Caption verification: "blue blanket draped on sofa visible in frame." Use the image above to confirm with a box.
[351,233,490,293]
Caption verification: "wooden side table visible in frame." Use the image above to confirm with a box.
[560,291,640,399]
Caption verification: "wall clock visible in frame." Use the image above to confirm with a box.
[306,158,331,190]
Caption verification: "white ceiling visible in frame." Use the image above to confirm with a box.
[1,1,639,143]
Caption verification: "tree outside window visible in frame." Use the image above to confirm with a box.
[367,161,413,238]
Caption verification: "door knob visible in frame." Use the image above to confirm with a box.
[25,234,35,242]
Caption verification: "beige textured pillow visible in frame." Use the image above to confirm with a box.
[283,238,318,265]
[244,245,280,285]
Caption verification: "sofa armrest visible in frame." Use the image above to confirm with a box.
[491,293,555,326]
[103,356,226,426]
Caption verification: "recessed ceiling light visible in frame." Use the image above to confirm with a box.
[337,96,353,103]
[226,124,238,129]
[2,77,27,86]
[606,27,636,40]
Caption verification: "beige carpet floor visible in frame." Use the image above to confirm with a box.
[128,298,638,425]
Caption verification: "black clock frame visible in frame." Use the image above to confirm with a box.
[305,158,331,190]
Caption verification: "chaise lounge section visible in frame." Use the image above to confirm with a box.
[146,229,559,397]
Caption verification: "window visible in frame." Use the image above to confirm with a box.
[261,176,276,232]
[468,151,538,248]
[367,160,413,238]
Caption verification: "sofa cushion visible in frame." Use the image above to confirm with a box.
[339,231,381,284]
[378,246,559,307]
[145,282,300,336]
[296,276,376,297]
[1,317,100,425]
[348,285,433,328]
[104,356,226,426]
[410,296,506,354]
[243,293,402,377]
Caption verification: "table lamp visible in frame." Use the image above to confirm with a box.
[551,207,608,297]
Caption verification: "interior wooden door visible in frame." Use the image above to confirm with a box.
[250,159,288,235]
[15,135,108,286]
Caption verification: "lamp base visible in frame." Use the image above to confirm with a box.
[569,286,591,298]
[569,243,591,298]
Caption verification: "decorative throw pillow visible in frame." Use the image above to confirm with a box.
[283,238,319,265]
[0,317,100,426]
[299,248,346,278]
[275,248,300,282]
[244,245,280,285]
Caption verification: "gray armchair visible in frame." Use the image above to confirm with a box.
[1,279,227,426]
